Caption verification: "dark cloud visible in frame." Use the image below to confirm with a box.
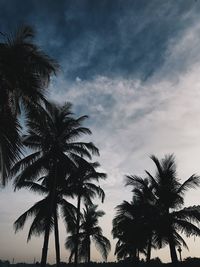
[0,0,199,80]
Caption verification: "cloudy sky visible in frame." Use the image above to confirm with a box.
[1,0,200,264]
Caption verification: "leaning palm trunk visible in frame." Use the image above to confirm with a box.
[41,220,51,267]
[168,233,178,263]
[87,237,91,266]
[146,234,152,263]
[41,161,58,267]
[54,209,60,267]
[74,194,81,266]
[136,249,140,260]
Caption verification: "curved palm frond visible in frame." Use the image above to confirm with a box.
[177,175,200,196]
[0,113,22,185]
[14,198,47,232]
[92,234,111,260]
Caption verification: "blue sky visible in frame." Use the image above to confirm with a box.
[1,0,200,263]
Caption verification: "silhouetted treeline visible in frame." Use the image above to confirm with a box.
[1,258,200,267]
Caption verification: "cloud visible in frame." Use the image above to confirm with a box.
[1,0,200,81]
[49,62,200,187]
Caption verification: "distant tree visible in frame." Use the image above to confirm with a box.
[125,177,157,262]
[67,158,106,266]
[150,257,162,264]
[0,25,58,184]
[112,199,151,261]
[66,204,111,264]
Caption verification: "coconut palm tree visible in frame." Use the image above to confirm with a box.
[11,102,99,267]
[112,199,153,262]
[123,177,159,262]
[0,25,58,184]
[67,158,106,266]
[65,204,111,264]
[126,154,200,264]
[14,178,76,267]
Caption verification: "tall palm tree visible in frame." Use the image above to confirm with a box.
[14,179,76,267]
[0,25,58,184]
[67,159,106,266]
[126,154,200,263]
[65,204,111,264]
[11,102,99,267]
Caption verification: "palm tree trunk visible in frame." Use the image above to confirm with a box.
[74,194,81,267]
[132,247,137,260]
[87,237,91,266]
[41,222,51,267]
[41,159,58,267]
[137,249,139,260]
[146,234,152,263]
[54,209,60,267]
[168,233,178,263]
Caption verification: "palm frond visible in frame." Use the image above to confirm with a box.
[93,234,111,260]
[14,199,46,232]
[15,181,48,195]
[177,175,200,195]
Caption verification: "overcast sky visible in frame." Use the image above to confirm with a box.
[1,0,200,264]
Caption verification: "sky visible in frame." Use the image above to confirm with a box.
[0,0,200,264]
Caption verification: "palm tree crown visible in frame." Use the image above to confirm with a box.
[0,25,58,114]
[12,101,99,186]
[0,25,58,185]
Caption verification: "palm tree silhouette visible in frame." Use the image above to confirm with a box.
[125,154,200,263]
[112,199,152,261]
[65,204,111,264]
[0,25,58,185]
[67,159,106,266]
[11,102,99,267]
[123,177,159,262]
[14,179,76,267]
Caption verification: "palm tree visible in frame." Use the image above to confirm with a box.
[126,154,200,263]
[0,25,58,184]
[112,199,153,262]
[67,159,106,266]
[14,179,76,267]
[124,177,158,262]
[11,102,99,267]
[65,204,111,264]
